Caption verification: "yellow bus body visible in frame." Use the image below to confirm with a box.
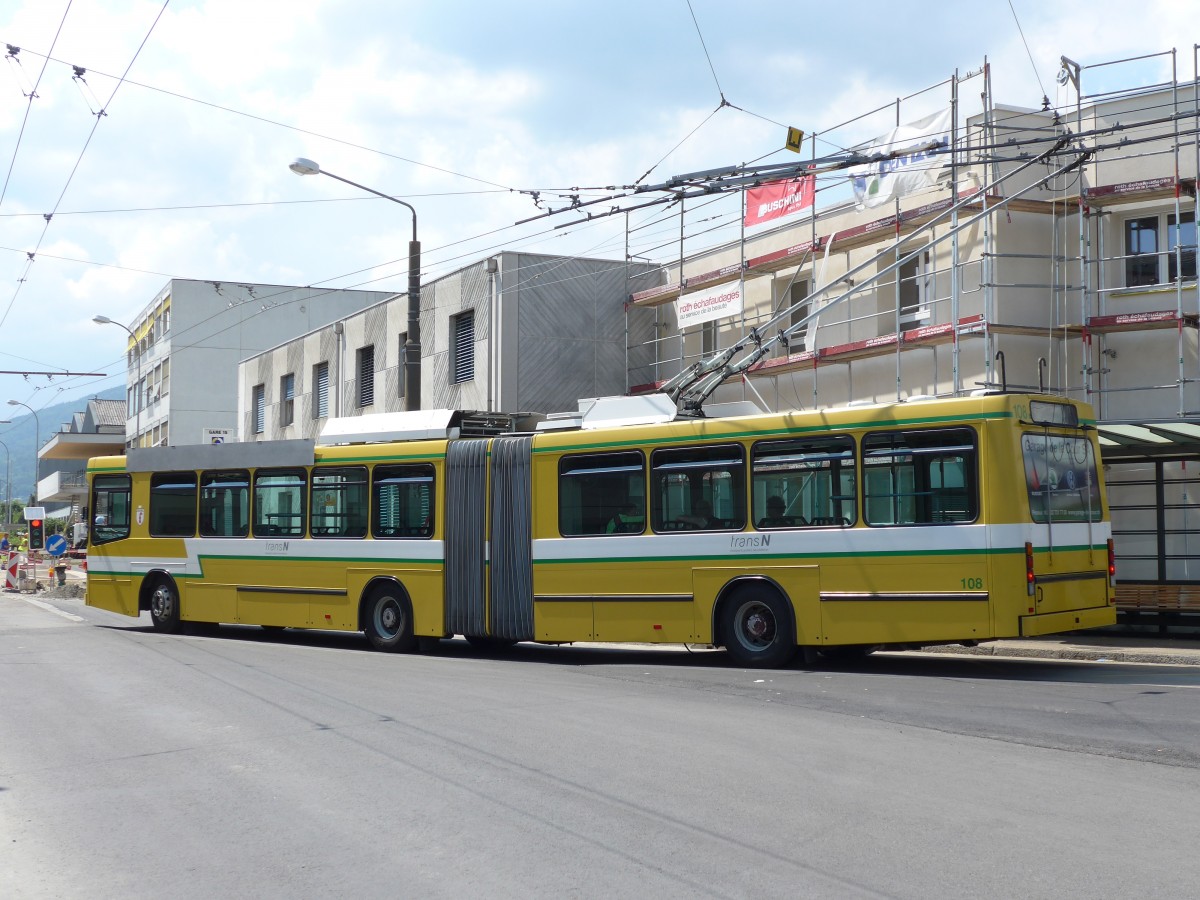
[86,394,1116,665]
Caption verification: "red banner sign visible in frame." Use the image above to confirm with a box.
[744,175,815,228]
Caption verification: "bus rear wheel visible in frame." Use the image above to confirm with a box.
[363,585,416,653]
[148,577,183,634]
[722,589,796,668]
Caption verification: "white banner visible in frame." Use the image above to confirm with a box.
[676,281,744,330]
[849,108,952,210]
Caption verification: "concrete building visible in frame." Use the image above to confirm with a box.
[237,252,661,439]
[626,50,1199,619]
[108,279,395,449]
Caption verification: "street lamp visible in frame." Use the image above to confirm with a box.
[289,157,422,411]
[94,315,142,448]
[7,401,39,503]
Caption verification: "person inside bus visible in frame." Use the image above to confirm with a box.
[758,495,792,528]
[606,502,643,534]
[678,499,719,529]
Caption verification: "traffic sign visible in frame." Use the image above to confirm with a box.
[46,534,67,557]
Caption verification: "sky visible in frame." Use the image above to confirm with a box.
[0,0,1193,435]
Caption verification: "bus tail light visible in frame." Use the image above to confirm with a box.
[1025,541,1035,596]
[1107,538,1116,585]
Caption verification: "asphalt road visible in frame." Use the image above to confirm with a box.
[3,593,1200,899]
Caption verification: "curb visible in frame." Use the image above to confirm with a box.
[918,643,1200,666]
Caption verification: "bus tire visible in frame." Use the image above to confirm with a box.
[721,587,796,668]
[362,585,416,653]
[148,577,183,634]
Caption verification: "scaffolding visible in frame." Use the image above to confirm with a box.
[623,47,1200,422]
[619,46,1200,618]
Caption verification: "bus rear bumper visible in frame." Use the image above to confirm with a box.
[1019,605,1117,637]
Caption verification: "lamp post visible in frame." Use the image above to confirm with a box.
[7,401,39,503]
[94,315,142,448]
[289,157,422,411]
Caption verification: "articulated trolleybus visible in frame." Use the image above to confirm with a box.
[86,392,1116,667]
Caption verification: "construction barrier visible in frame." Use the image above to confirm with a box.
[5,550,17,590]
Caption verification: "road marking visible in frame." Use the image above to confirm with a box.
[21,595,85,622]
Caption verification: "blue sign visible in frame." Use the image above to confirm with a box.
[46,534,67,557]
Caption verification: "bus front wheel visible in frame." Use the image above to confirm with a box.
[722,589,796,668]
[363,585,416,653]
[148,578,183,634]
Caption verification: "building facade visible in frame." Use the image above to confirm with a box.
[237,252,661,439]
[113,279,395,449]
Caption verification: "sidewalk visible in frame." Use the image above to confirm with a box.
[919,634,1200,666]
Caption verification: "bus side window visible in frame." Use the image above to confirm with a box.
[558,451,645,537]
[149,471,197,537]
[311,466,368,537]
[199,470,250,538]
[751,434,856,529]
[372,464,435,538]
[650,444,746,533]
[253,468,307,538]
[862,428,978,526]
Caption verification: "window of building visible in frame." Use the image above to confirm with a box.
[372,464,435,538]
[701,320,717,357]
[149,472,196,537]
[1125,215,1160,286]
[253,468,306,537]
[161,306,170,334]
[358,345,374,407]
[751,435,856,527]
[1168,212,1197,282]
[280,373,295,427]
[862,428,978,526]
[90,474,131,545]
[313,361,329,419]
[776,280,810,356]
[650,444,745,532]
[1124,212,1195,287]
[252,384,265,434]
[452,311,475,383]
[199,470,250,537]
[160,358,169,398]
[897,249,932,333]
[310,467,368,537]
[558,451,646,536]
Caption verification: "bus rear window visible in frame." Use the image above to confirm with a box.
[1022,433,1102,522]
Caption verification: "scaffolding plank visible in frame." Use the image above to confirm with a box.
[1086,310,1199,332]
[750,315,985,376]
[1082,176,1196,207]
